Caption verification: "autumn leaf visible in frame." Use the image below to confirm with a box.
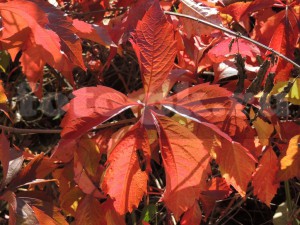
[180,201,202,225]
[0,133,24,189]
[252,147,279,206]
[74,151,106,198]
[208,38,261,63]
[269,78,300,105]
[106,0,154,45]
[130,1,177,102]
[32,206,57,225]
[250,109,274,146]
[2,191,39,225]
[189,121,256,197]
[214,139,256,196]
[180,0,223,38]
[153,114,210,219]
[60,186,84,217]
[199,177,232,217]
[0,0,85,95]
[72,19,115,47]
[251,7,299,81]
[0,80,7,104]
[101,122,150,215]
[8,153,58,191]
[221,0,277,24]
[60,85,139,140]
[102,198,126,225]
[75,194,106,225]
[277,135,300,181]
[159,83,250,139]
[8,153,58,190]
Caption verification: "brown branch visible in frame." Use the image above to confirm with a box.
[164,11,300,71]
[0,118,137,134]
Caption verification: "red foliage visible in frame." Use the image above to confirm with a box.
[0,0,299,224]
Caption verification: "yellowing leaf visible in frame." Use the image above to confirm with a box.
[270,78,300,105]
[277,135,300,181]
[0,80,7,104]
[250,109,274,146]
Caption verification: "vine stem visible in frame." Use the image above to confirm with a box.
[164,11,300,71]
[0,118,137,134]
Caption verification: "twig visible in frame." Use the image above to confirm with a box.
[164,11,300,71]
[214,190,253,225]
[0,118,137,134]
[69,8,127,16]
[0,125,61,134]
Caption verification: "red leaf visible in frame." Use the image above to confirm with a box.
[130,1,177,101]
[3,192,39,225]
[102,198,126,225]
[74,151,105,198]
[32,206,57,225]
[0,133,24,189]
[153,114,210,219]
[72,19,115,47]
[180,201,202,225]
[8,153,58,190]
[251,7,299,81]
[101,122,150,215]
[191,122,256,196]
[60,85,139,140]
[180,0,223,38]
[214,139,256,196]
[208,38,261,63]
[199,177,232,217]
[159,83,250,139]
[75,194,106,225]
[106,0,154,44]
[0,0,85,94]
[252,147,279,206]
[221,0,277,22]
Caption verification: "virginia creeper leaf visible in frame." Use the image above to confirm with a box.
[180,201,202,225]
[8,153,58,191]
[250,109,274,146]
[3,192,39,225]
[60,85,139,140]
[74,151,105,198]
[160,83,249,139]
[102,198,126,225]
[0,133,24,189]
[251,7,299,81]
[153,114,210,219]
[190,121,256,196]
[277,135,300,180]
[213,139,256,196]
[0,0,85,94]
[180,0,223,38]
[221,0,277,22]
[101,122,150,215]
[252,147,279,206]
[208,38,261,63]
[31,206,57,225]
[75,194,106,225]
[72,19,115,47]
[199,177,232,217]
[130,1,177,101]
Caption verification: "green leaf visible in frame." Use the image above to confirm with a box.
[141,204,157,222]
